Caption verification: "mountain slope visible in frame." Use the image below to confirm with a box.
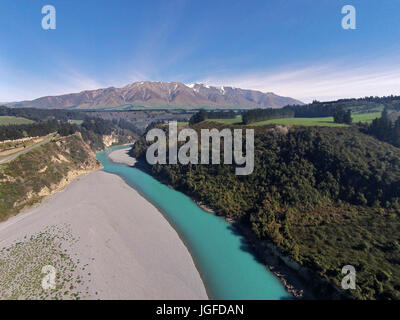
[8,81,303,110]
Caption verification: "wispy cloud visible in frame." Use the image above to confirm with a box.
[0,64,105,102]
[2,52,400,104]
[199,59,400,103]
[60,70,104,92]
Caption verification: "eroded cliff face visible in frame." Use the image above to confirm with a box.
[102,133,119,148]
[0,132,102,221]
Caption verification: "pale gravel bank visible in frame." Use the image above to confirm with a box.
[107,146,137,166]
[0,148,208,300]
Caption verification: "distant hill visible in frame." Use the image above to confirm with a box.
[6,81,303,110]
[295,95,400,115]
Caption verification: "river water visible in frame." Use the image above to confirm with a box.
[97,146,291,300]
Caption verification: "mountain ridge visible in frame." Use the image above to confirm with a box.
[7,81,303,110]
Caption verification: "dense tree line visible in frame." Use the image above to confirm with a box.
[284,103,338,118]
[338,94,400,107]
[285,95,400,117]
[0,104,140,145]
[242,108,294,124]
[0,120,60,141]
[0,117,138,145]
[364,108,400,147]
[0,105,86,122]
[241,104,350,124]
[189,110,207,124]
[189,110,236,125]
[131,123,400,299]
[206,110,236,119]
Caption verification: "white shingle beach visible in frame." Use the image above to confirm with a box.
[0,148,207,300]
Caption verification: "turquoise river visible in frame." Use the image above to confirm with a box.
[97,145,291,300]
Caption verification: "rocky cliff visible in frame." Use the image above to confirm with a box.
[0,133,102,221]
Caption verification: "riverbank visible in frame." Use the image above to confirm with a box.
[107,146,137,166]
[0,150,208,299]
[124,149,317,299]
[0,132,102,222]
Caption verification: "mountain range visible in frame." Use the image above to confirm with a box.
[7,81,303,110]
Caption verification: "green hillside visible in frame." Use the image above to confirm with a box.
[131,122,400,300]
[0,116,34,126]
[0,133,101,221]
[207,112,381,127]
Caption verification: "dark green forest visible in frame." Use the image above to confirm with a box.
[189,109,236,124]
[363,108,400,148]
[0,106,139,149]
[131,121,400,300]
[333,106,352,124]
[0,105,86,122]
[241,94,400,122]
[0,120,60,141]
[242,108,294,124]
[287,95,400,115]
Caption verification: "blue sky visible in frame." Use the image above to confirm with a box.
[0,0,399,102]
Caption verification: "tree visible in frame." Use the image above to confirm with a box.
[189,110,207,125]
[344,110,352,124]
[365,110,400,147]
[333,106,352,124]
[242,108,294,124]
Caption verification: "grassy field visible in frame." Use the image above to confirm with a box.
[69,120,84,125]
[206,116,242,125]
[248,117,348,127]
[206,112,382,127]
[351,112,382,122]
[0,134,55,162]
[0,116,34,126]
